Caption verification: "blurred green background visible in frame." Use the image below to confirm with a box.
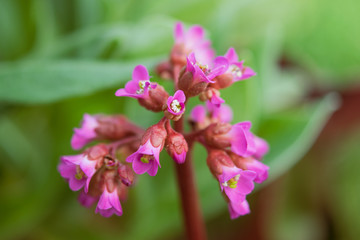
[0,0,359,239]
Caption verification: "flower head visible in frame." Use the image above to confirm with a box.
[60,144,109,192]
[165,90,186,121]
[223,48,256,82]
[171,22,214,65]
[115,65,157,99]
[218,166,256,204]
[71,114,99,150]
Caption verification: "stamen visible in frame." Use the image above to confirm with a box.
[230,64,242,78]
[136,80,150,94]
[170,100,181,113]
[140,154,153,164]
[75,166,85,180]
[196,62,210,74]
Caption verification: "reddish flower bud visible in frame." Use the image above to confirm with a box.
[155,61,173,80]
[210,73,233,89]
[138,85,169,112]
[117,164,135,186]
[206,149,234,177]
[198,87,225,107]
[204,123,233,149]
[165,123,188,164]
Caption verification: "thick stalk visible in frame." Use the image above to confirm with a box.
[174,118,207,240]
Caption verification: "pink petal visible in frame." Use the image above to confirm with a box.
[228,200,250,219]
[224,48,239,63]
[241,67,256,79]
[132,65,150,81]
[78,190,98,208]
[132,157,152,175]
[173,90,186,102]
[190,105,207,123]
[185,25,205,48]
[174,22,184,43]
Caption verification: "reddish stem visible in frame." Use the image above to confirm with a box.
[174,118,207,240]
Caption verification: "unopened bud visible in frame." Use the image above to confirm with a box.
[141,119,167,149]
[206,149,234,177]
[210,73,233,89]
[165,124,188,164]
[117,164,135,186]
[155,61,173,80]
[204,123,232,149]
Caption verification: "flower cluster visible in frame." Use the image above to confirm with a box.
[59,21,268,219]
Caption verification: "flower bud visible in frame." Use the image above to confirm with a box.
[199,87,224,107]
[204,122,256,157]
[204,123,233,149]
[138,85,169,112]
[206,149,234,177]
[117,164,135,186]
[155,61,173,80]
[210,73,233,89]
[165,123,188,164]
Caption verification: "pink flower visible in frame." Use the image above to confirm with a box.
[78,190,99,208]
[172,22,214,64]
[206,101,233,123]
[223,48,256,82]
[126,139,162,176]
[228,122,256,157]
[95,188,123,217]
[242,158,269,184]
[58,160,86,191]
[186,52,229,84]
[228,200,250,219]
[115,65,157,99]
[218,166,256,204]
[167,90,186,115]
[71,114,99,150]
[61,144,109,192]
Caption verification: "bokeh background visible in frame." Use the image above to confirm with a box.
[0,0,359,239]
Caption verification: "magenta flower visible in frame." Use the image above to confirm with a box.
[115,65,157,99]
[71,114,99,150]
[186,52,229,84]
[190,102,233,128]
[242,158,269,184]
[95,188,123,217]
[61,144,109,192]
[167,90,186,115]
[228,121,256,157]
[126,139,162,176]
[228,200,250,219]
[58,160,86,191]
[218,166,256,204]
[224,48,256,82]
[173,22,214,64]
[206,101,233,123]
[78,190,99,208]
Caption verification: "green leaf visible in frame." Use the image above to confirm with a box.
[260,93,339,182]
[0,56,163,104]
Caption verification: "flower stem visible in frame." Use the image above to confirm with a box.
[173,117,207,240]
